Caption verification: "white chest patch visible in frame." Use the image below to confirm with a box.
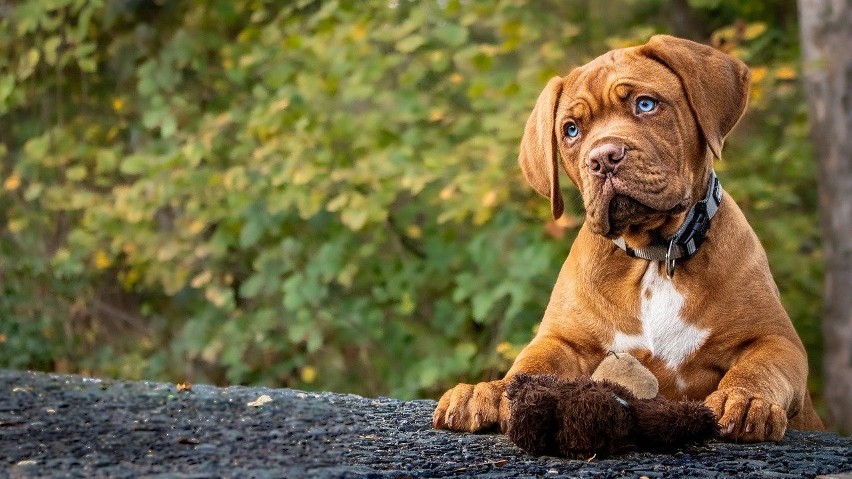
[609,263,710,371]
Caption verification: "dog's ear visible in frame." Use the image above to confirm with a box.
[518,76,565,219]
[640,35,750,159]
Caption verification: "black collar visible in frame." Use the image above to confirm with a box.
[612,171,723,278]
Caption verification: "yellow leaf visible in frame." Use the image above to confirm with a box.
[406,224,422,239]
[176,382,192,392]
[3,174,21,191]
[112,98,124,112]
[204,286,231,308]
[191,270,212,288]
[351,24,367,41]
[775,66,797,81]
[496,342,512,354]
[122,269,140,289]
[480,45,498,57]
[106,125,120,141]
[188,220,206,235]
[326,193,349,212]
[450,73,464,84]
[750,85,763,104]
[93,250,111,270]
[66,165,87,181]
[743,22,767,41]
[269,97,290,113]
[481,190,498,208]
[300,366,317,383]
[291,167,312,186]
[750,66,768,84]
[8,218,28,233]
[439,185,455,200]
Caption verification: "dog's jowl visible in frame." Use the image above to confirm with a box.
[432,35,823,443]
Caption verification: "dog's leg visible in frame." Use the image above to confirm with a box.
[704,334,809,442]
[433,335,598,432]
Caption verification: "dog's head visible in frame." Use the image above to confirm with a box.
[519,35,750,242]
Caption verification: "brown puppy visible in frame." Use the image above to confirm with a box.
[433,35,823,442]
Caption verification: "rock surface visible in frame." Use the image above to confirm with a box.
[1,370,849,478]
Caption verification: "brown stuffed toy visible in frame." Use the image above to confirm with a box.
[505,353,719,459]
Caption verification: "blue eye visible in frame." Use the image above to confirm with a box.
[636,97,658,113]
[564,122,579,138]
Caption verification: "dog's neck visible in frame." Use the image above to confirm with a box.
[612,170,722,277]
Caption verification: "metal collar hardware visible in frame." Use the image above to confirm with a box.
[612,171,723,278]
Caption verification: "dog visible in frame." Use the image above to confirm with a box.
[433,35,823,442]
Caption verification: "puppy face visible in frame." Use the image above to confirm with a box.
[519,35,750,242]
[557,50,697,238]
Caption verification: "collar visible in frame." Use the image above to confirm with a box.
[612,171,723,278]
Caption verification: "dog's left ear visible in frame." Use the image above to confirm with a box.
[518,76,565,219]
[640,35,751,159]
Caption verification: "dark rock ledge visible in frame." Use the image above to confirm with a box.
[1,370,849,479]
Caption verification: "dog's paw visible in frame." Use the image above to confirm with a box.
[433,380,509,432]
[704,387,787,442]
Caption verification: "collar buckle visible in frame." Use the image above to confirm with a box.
[612,171,723,273]
[665,238,677,278]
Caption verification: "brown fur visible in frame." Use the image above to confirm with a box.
[433,35,823,442]
[506,374,718,458]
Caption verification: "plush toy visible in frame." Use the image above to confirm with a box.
[505,353,719,459]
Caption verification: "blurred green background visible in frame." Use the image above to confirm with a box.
[0,0,821,411]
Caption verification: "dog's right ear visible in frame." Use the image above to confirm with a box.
[518,76,565,219]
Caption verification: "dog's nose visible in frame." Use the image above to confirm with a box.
[587,143,626,177]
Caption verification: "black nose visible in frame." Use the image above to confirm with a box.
[587,143,626,177]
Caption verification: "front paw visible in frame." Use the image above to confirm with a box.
[433,380,509,432]
[704,387,787,442]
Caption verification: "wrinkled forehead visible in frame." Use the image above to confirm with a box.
[561,47,683,111]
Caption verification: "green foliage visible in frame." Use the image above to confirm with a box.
[0,0,821,403]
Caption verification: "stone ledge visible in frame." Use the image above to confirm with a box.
[1,370,849,478]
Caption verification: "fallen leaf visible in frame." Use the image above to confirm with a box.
[176,382,192,392]
[247,394,273,407]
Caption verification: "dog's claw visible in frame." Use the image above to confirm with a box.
[474,413,483,430]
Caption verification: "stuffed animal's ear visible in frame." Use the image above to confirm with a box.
[591,352,659,399]
[518,76,565,219]
[640,35,750,159]
[633,397,719,451]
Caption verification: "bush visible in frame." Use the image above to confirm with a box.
[0,0,821,403]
